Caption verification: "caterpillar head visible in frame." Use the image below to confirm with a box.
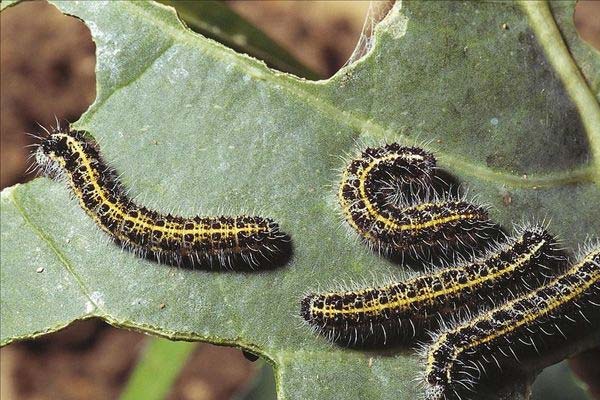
[35,127,88,177]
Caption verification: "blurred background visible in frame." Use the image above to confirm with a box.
[1,1,599,399]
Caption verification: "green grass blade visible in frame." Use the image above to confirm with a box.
[158,0,320,79]
[119,338,196,400]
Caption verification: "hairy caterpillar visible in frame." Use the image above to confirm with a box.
[338,143,493,257]
[300,226,565,347]
[34,125,290,270]
[422,244,600,400]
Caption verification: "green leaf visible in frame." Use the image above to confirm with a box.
[1,1,599,399]
[119,338,196,400]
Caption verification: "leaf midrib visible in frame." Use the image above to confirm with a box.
[520,0,600,177]
[74,1,598,190]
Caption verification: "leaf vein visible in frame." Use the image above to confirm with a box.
[9,188,105,315]
[82,1,594,188]
[520,0,600,178]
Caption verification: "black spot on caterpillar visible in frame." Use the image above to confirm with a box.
[34,125,291,270]
[338,143,494,258]
[300,226,566,347]
[422,243,600,400]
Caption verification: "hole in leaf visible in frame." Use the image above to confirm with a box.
[574,0,600,51]
[227,1,374,78]
[0,0,95,188]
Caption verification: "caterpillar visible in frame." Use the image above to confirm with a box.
[338,143,493,257]
[422,244,600,400]
[300,226,566,347]
[34,125,290,270]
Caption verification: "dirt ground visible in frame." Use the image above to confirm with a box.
[1,1,599,400]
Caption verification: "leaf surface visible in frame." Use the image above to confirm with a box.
[1,1,599,399]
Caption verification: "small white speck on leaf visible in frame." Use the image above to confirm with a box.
[85,291,106,313]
